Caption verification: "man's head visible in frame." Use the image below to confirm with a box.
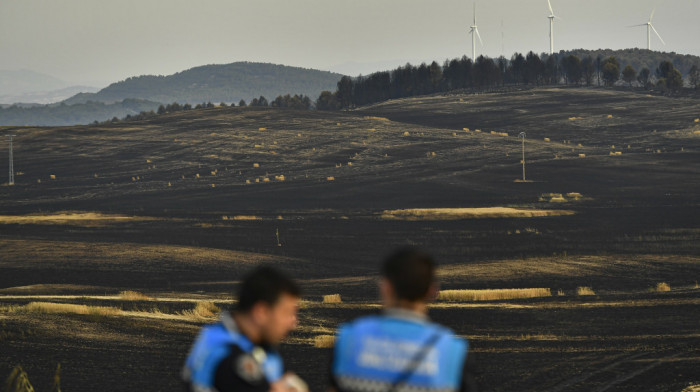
[380,247,437,308]
[234,266,301,345]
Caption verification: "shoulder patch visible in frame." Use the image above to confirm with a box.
[235,354,264,384]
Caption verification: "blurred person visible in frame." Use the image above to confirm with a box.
[183,266,307,392]
[329,247,477,392]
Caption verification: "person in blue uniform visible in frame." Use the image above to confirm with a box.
[329,248,478,392]
[183,266,304,392]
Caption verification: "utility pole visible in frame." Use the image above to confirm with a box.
[518,132,526,181]
[5,135,15,186]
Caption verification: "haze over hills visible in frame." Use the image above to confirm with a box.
[63,62,344,105]
[0,69,100,105]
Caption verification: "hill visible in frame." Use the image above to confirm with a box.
[63,62,343,105]
[1,88,699,392]
[0,69,69,97]
[0,99,160,126]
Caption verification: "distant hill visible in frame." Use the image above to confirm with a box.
[0,99,159,126]
[557,48,700,76]
[0,69,70,97]
[0,85,100,105]
[64,62,344,105]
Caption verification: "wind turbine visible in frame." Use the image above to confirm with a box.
[547,0,560,55]
[469,3,483,61]
[629,9,665,50]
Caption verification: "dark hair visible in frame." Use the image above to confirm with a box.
[235,266,301,312]
[381,247,435,301]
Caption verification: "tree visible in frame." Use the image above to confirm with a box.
[337,76,354,109]
[238,99,247,107]
[656,61,675,80]
[561,55,583,85]
[666,69,683,92]
[157,104,166,115]
[601,57,620,86]
[637,68,651,89]
[688,64,699,89]
[219,102,227,107]
[622,65,636,87]
[582,56,595,86]
[655,61,683,93]
[316,91,339,110]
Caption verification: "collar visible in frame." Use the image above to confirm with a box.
[384,307,429,323]
[221,311,274,360]
[220,311,239,334]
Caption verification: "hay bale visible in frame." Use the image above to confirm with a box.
[258,127,267,131]
[322,294,341,303]
[578,153,586,158]
[326,176,335,181]
[50,175,56,180]
[544,138,551,142]
[576,287,595,296]
[313,335,336,348]
[655,282,671,292]
[253,163,260,168]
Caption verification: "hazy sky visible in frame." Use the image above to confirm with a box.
[1,0,699,87]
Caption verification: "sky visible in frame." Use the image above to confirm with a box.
[1,0,699,87]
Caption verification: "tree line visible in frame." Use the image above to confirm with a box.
[316,52,700,110]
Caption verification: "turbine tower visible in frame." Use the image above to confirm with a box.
[547,0,560,55]
[5,134,15,186]
[629,9,665,50]
[469,3,483,61]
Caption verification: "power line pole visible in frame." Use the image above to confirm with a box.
[518,132,526,181]
[5,134,15,186]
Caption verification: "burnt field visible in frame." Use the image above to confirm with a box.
[1,87,699,391]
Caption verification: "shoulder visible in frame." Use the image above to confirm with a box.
[336,315,383,337]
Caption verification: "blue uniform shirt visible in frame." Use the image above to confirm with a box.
[183,311,284,392]
[332,308,473,392]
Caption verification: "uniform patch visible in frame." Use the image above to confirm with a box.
[235,354,264,384]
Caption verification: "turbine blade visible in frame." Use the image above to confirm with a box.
[548,0,553,15]
[473,2,476,25]
[627,23,647,27]
[649,8,655,22]
[475,28,483,46]
[651,24,665,45]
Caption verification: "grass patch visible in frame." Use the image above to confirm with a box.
[181,301,220,320]
[381,208,574,221]
[313,334,336,348]
[3,365,35,392]
[438,288,551,301]
[231,215,262,220]
[322,294,342,303]
[0,212,155,226]
[118,290,152,301]
[22,302,121,316]
[576,287,596,296]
